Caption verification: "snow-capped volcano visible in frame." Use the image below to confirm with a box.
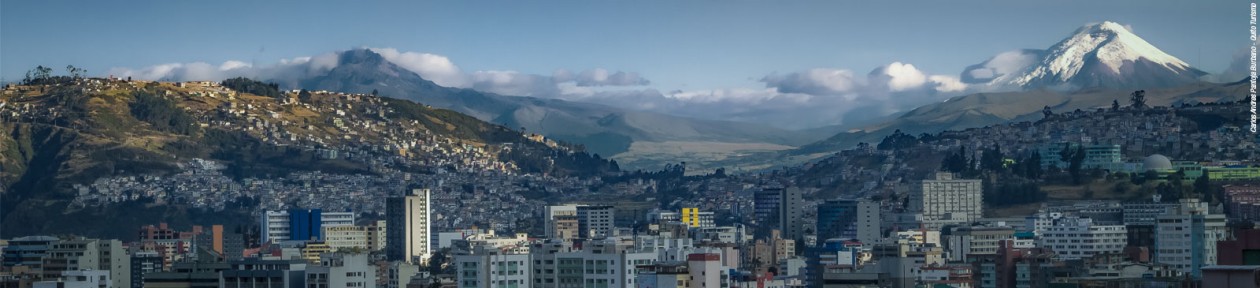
[963,21,1207,90]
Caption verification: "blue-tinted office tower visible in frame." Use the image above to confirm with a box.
[289,209,323,241]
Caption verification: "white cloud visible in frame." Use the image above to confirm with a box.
[469,70,559,96]
[666,88,807,104]
[960,49,1042,84]
[761,68,861,95]
[105,48,976,129]
[872,62,928,92]
[368,48,470,88]
[929,75,967,92]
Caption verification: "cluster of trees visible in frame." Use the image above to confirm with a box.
[220,77,282,98]
[941,145,1043,178]
[1056,144,1088,184]
[21,65,81,86]
[984,179,1046,206]
[130,91,197,135]
[876,129,919,150]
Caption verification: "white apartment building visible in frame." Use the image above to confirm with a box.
[910,172,983,228]
[577,205,615,239]
[456,251,532,288]
[1036,216,1127,261]
[529,240,658,288]
[260,210,356,243]
[306,253,376,288]
[1155,198,1228,278]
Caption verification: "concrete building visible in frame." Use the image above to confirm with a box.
[945,226,1015,262]
[816,199,881,246]
[1219,229,1260,266]
[387,188,433,264]
[41,238,130,288]
[910,173,982,229]
[2,236,58,269]
[194,225,244,261]
[1224,184,1260,221]
[219,259,309,288]
[1155,198,1229,278]
[261,209,356,243]
[1036,216,1127,261]
[633,261,689,288]
[550,215,579,241]
[1201,266,1260,288]
[140,260,230,288]
[306,253,376,288]
[529,239,658,288]
[577,205,615,239]
[33,270,110,288]
[755,186,805,240]
[386,262,420,288]
[686,254,724,288]
[324,221,387,252]
[544,205,579,240]
[454,248,531,288]
[1122,197,1177,226]
[129,251,162,288]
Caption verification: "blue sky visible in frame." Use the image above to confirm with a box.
[0,0,1247,128]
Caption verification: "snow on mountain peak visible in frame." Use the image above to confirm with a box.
[969,21,1203,90]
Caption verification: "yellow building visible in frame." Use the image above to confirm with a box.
[681,208,700,227]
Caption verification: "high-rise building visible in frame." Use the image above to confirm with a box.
[910,172,982,229]
[260,210,356,243]
[1155,198,1228,279]
[387,188,432,264]
[816,199,881,245]
[130,251,163,288]
[755,186,804,240]
[576,205,615,239]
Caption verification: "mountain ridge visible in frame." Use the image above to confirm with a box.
[284,48,826,169]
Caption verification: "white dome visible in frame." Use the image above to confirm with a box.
[1143,154,1173,171]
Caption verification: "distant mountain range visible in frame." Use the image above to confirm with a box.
[281,49,824,169]
[790,21,1240,156]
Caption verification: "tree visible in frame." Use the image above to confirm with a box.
[23,65,54,85]
[980,145,1005,172]
[65,65,83,79]
[1194,171,1211,195]
[298,89,312,103]
[371,89,379,96]
[1129,90,1146,110]
[1042,105,1054,118]
[1111,99,1120,112]
[1059,144,1086,185]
